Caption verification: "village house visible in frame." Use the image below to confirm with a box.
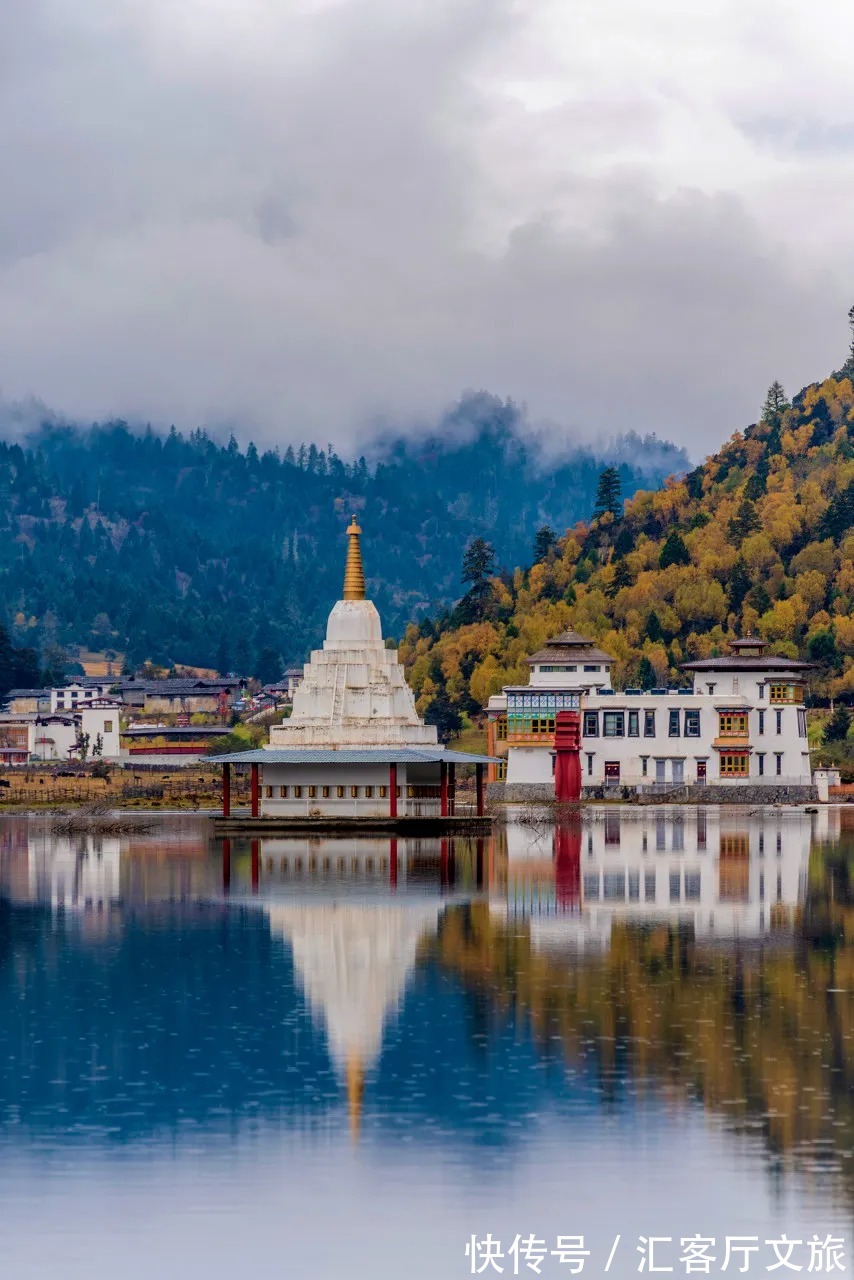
[117,677,241,717]
[0,703,122,764]
[4,688,52,715]
[486,631,814,799]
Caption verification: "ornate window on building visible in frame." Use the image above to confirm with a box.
[769,683,799,704]
[720,833,750,857]
[718,711,748,737]
[719,752,749,776]
[495,760,507,781]
[495,715,508,741]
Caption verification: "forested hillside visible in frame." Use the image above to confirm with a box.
[0,393,685,678]
[402,374,854,729]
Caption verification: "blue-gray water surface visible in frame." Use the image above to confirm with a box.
[0,806,852,1278]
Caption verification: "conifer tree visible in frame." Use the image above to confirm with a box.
[593,467,623,520]
[659,530,690,569]
[761,381,789,426]
[823,704,851,744]
[844,304,854,377]
[533,526,558,561]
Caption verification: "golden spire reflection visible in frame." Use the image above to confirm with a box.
[343,515,366,600]
[347,1053,365,1142]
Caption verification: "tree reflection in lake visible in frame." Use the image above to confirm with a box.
[0,806,852,1276]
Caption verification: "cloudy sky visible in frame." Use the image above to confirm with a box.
[1,0,853,457]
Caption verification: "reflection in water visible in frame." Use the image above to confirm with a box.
[0,808,852,1277]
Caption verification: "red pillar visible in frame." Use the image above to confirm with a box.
[222,837,232,893]
[251,762,260,817]
[222,762,231,818]
[440,761,449,817]
[389,763,398,818]
[554,710,582,802]
[475,763,485,816]
[448,763,456,816]
[390,836,398,890]
[251,837,260,893]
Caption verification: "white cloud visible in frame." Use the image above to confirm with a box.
[0,0,852,458]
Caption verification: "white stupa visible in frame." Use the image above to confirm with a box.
[269,516,439,750]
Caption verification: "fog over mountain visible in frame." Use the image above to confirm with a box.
[1,1,853,452]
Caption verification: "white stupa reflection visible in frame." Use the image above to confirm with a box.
[266,901,441,1136]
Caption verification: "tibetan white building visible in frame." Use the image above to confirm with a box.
[213,518,493,823]
[486,631,815,800]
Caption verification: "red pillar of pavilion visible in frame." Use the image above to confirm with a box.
[554,710,582,803]
[251,838,260,893]
[440,836,449,888]
[440,761,449,817]
[250,762,260,817]
[222,763,231,818]
[389,763,398,818]
[222,837,232,893]
[475,762,485,816]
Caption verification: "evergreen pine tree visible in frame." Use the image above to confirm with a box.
[659,530,690,569]
[728,559,751,612]
[844,304,854,378]
[761,381,789,426]
[823,704,851,744]
[646,611,664,643]
[533,526,558,561]
[0,625,15,697]
[636,656,656,689]
[593,467,623,520]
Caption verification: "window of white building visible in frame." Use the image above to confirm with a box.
[603,711,624,737]
[684,710,700,737]
[644,711,656,737]
[668,709,680,737]
[628,710,639,736]
[583,712,598,736]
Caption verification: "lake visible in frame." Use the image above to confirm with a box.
[0,806,851,1278]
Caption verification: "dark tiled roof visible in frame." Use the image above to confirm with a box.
[525,629,615,667]
[5,688,50,698]
[682,656,812,671]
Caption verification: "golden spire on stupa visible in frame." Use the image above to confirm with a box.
[347,1053,365,1143]
[343,515,366,600]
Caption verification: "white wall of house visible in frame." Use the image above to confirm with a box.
[496,807,812,941]
[258,763,442,818]
[503,672,811,790]
[51,681,115,712]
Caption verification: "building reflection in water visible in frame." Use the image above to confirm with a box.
[0,805,853,1205]
[492,806,832,950]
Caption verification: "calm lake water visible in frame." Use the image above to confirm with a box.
[0,806,852,1279]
